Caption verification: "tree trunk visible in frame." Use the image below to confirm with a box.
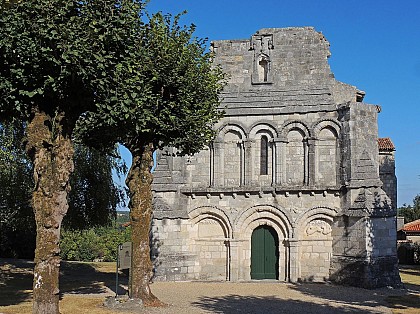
[126,142,162,306]
[26,109,74,314]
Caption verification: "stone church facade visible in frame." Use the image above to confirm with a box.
[151,27,400,288]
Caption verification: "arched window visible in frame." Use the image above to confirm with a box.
[260,136,268,175]
[259,58,269,82]
[252,53,272,85]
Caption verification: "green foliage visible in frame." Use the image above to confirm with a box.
[115,211,130,224]
[76,11,226,155]
[0,122,35,258]
[0,0,144,124]
[64,145,127,230]
[0,122,127,258]
[398,242,420,265]
[60,225,131,262]
[398,195,420,223]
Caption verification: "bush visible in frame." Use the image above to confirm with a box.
[60,225,131,262]
[397,242,420,265]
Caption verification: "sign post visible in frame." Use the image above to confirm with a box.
[115,242,132,298]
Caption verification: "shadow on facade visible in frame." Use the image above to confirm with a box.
[327,187,400,288]
[150,227,162,278]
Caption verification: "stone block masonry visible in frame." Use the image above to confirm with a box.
[151,27,401,288]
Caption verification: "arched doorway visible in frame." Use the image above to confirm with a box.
[251,225,279,279]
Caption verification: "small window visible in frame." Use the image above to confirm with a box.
[260,136,268,175]
[252,54,272,85]
[259,58,269,82]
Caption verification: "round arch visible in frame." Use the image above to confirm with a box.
[295,206,338,239]
[279,120,311,139]
[233,204,292,281]
[248,121,278,139]
[234,204,293,240]
[312,119,341,139]
[216,122,248,142]
[188,206,232,239]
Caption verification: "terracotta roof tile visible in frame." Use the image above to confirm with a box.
[378,138,395,151]
[402,219,420,232]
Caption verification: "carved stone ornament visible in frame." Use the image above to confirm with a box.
[152,197,172,212]
[306,220,332,236]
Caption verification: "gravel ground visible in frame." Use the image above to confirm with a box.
[105,281,404,314]
[2,259,415,314]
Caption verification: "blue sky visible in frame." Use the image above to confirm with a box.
[118,0,420,207]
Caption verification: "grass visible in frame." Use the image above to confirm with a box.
[386,265,420,314]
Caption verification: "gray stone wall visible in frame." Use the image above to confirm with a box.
[379,149,397,210]
[151,27,400,288]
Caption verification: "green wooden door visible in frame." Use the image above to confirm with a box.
[251,226,279,279]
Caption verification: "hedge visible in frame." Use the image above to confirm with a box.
[60,226,131,262]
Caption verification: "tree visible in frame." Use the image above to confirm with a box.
[398,195,420,223]
[64,145,127,230]
[0,122,126,256]
[0,124,126,257]
[0,1,144,312]
[76,12,226,304]
[0,122,35,258]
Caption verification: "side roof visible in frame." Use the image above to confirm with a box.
[401,219,420,232]
[378,138,395,151]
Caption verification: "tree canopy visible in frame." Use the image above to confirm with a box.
[398,195,420,223]
[76,12,225,155]
[75,11,226,303]
[0,0,144,127]
[0,1,145,312]
[1,0,225,309]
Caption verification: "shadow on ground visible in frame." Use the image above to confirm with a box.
[386,265,420,311]
[0,259,34,306]
[399,265,420,293]
[0,258,128,307]
[287,271,420,313]
[289,282,390,309]
[60,261,128,296]
[192,294,374,314]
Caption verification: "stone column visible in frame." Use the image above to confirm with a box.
[303,139,309,185]
[307,138,316,186]
[225,240,231,281]
[271,139,276,185]
[288,239,299,282]
[229,240,241,281]
[209,143,214,186]
[243,139,253,186]
[213,141,224,186]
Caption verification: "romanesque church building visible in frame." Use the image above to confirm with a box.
[151,27,400,288]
